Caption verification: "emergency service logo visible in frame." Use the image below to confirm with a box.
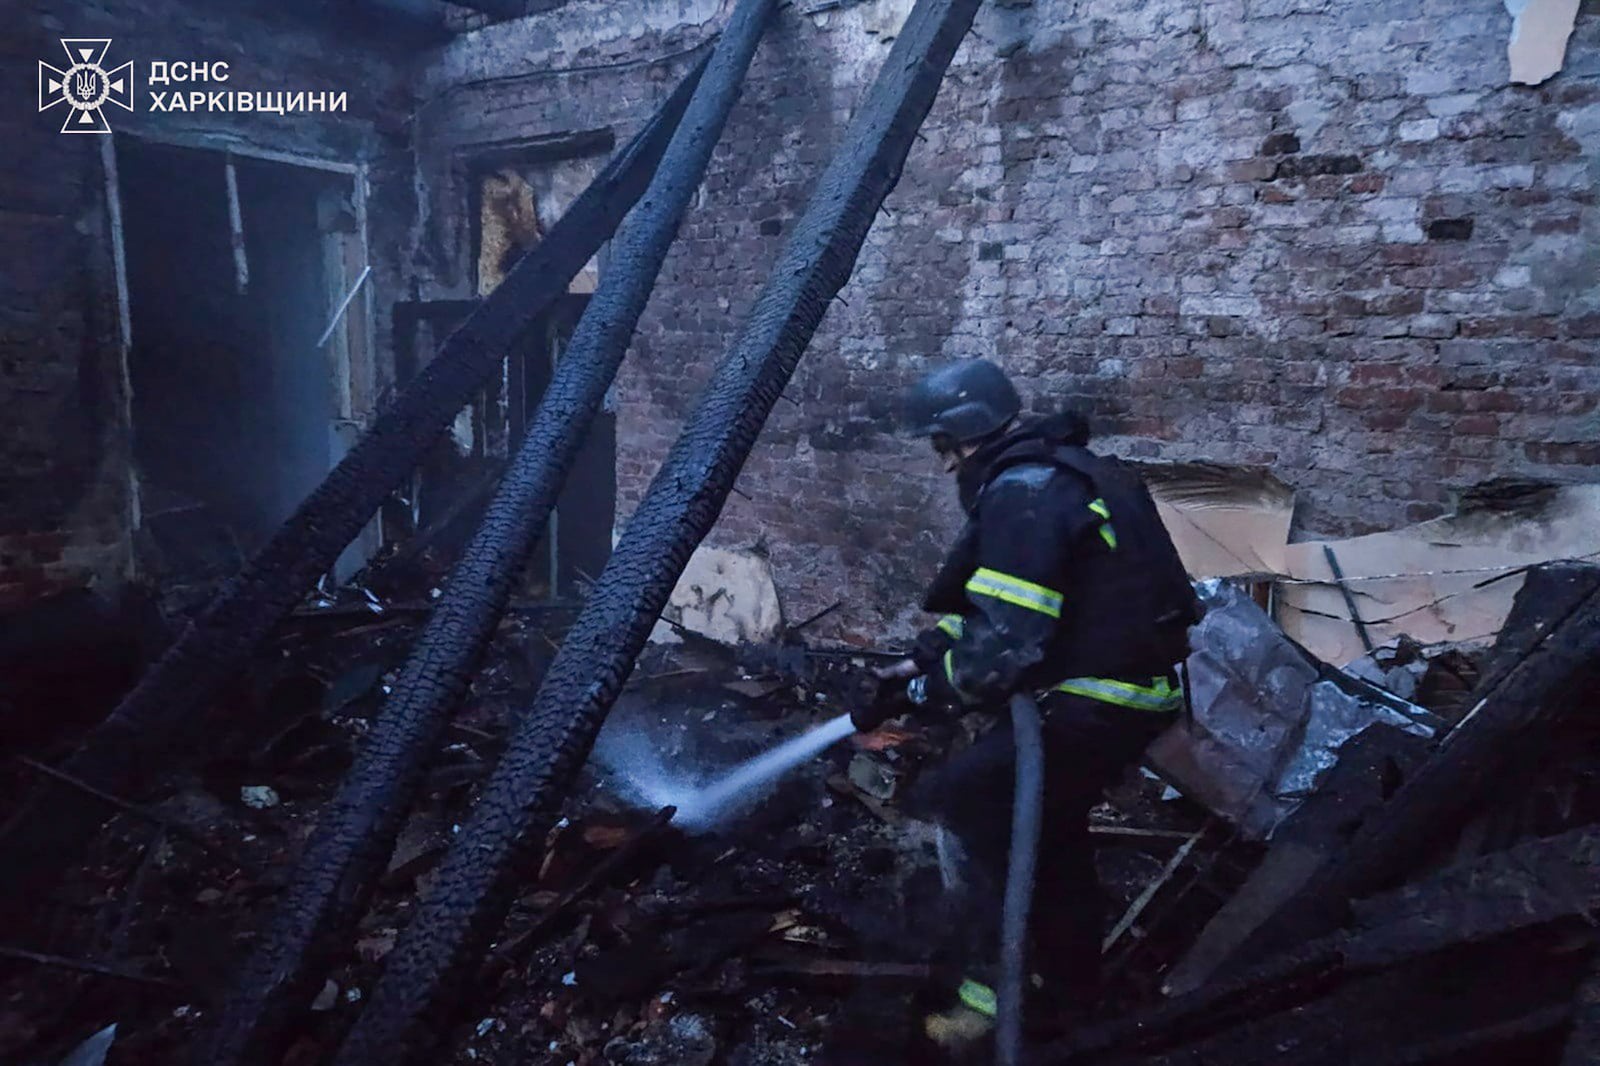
[38,39,133,134]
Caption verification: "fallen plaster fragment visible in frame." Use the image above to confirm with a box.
[311,979,339,1012]
[649,545,784,645]
[1505,0,1581,86]
[449,405,475,457]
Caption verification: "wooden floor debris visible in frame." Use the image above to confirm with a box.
[2,538,1595,1066]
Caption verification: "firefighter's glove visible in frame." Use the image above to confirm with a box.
[911,627,956,675]
[850,674,926,733]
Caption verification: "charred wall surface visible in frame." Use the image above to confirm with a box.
[364,0,1600,640]
[418,0,1600,642]
[4,0,414,608]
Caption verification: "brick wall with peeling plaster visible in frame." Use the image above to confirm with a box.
[433,0,1600,643]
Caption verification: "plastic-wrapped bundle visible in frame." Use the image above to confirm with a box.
[1149,580,1438,840]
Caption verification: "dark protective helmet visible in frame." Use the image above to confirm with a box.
[903,359,1023,444]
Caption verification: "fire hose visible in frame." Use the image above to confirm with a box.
[998,691,1044,1066]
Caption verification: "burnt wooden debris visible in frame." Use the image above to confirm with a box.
[3,8,1597,1061]
[1041,562,1600,1064]
[1231,563,1600,966]
[331,0,985,1059]
[198,7,773,1062]
[0,51,714,918]
[1161,723,1431,996]
[1051,824,1600,1063]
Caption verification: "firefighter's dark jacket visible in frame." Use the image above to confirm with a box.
[914,413,1200,711]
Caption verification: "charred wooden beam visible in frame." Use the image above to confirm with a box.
[332,1,982,1060]
[0,51,711,919]
[1049,823,1600,1063]
[198,11,769,1065]
[1163,724,1428,996]
[1231,563,1600,964]
[1141,942,1578,1066]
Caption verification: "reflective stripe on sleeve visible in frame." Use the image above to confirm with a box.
[936,614,965,639]
[1054,675,1183,712]
[958,978,998,1018]
[942,649,976,705]
[965,567,1064,618]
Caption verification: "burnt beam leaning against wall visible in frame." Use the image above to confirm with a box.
[331,0,986,1060]
[197,4,775,1064]
[0,51,715,918]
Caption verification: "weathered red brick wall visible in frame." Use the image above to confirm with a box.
[421,0,1600,642]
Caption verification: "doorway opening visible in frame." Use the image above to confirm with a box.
[116,138,373,595]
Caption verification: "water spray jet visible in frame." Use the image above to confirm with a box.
[597,712,859,833]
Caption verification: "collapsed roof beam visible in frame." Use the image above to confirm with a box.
[199,5,771,1062]
[330,0,983,1060]
[0,49,713,920]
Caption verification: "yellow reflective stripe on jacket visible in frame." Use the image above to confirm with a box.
[936,614,965,639]
[1054,675,1182,712]
[958,978,998,1018]
[1089,497,1118,550]
[943,649,977,705]
[965,567,1064,618]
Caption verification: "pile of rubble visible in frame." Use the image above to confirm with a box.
[1052,561,1600,1065]
[1,559,1597,1065]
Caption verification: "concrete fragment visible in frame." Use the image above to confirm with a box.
[847,752,899,800]
[1505,0,1581,86]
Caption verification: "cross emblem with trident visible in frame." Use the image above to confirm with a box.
[39,39,133,134]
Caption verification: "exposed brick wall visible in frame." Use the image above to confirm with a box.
[4,0,412,610]
[421,0,1600,643]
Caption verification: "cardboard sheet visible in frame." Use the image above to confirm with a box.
[1277,484,1600,666]
[1138,462,1295,579]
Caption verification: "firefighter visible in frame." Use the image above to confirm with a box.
[850,358,1200,1041]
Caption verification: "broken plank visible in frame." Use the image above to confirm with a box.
[0,944,179,988]
[751,955,935,981]
[1141,940,1579,1066]
[1163,724,1428,996]
[478,807,674,985]
[1087,825,1200,841]
[1102,829,1203,952]
[14,756,247,874]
